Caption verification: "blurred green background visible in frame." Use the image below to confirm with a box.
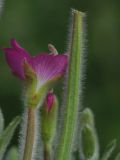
[0,0,120,158]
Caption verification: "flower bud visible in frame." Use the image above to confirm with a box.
[80,108,99,160]
[45,90,55,112]
[41,90,58,145]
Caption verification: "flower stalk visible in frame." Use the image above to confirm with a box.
[23,108,36,160]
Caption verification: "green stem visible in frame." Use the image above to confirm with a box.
[23,108,35,160]
[56,10,85,160]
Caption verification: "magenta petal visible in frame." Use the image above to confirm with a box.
[10,39,29,56]
[31,53,68,84]
[3,39,68,83]
[3,39,31,79]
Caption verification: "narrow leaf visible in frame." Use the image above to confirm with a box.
[0,108,4,134]
[56,9,86,160]
[0,116,21,160]
[101,139,116,160]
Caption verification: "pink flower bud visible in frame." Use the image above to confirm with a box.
[45,91,55,112]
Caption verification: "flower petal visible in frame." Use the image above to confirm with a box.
[10,39,30,56]
[31,53,68,85]
[3,39,30,79]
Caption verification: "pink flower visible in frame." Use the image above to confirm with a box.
[3,39,68,88]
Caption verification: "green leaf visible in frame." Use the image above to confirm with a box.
[0,108,4,135]
[0,116,21,160]
[56,9,86,160]
[114,152,120,160]
[101,139,116,160]
[5,146,18,160]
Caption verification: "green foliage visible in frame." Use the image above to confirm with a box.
[0,115,21,160]
[77,109,120,160]
[1,1,120,156]
[0,2,120,159]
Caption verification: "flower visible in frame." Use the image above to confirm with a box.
[3,39,68,108]
[3,39,68,87]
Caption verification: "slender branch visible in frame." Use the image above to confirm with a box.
[23,108,35,160]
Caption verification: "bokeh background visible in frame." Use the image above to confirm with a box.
[0,0,120,159]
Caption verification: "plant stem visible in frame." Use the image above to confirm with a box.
[23,108,35,160]
[56,9,85,160]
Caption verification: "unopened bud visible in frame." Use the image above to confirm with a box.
[45,90,54,112]
[41,90,58,145]
[80,108,99,160]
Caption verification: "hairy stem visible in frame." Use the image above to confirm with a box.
[56,9,85,160]
[23,108,35,160]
